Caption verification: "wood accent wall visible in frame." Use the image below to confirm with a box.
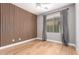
[0,3,37,46]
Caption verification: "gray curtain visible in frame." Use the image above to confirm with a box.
[42,15,47,41]
[60,9,69,46]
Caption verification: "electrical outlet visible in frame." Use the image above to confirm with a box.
[12,39,15,42]
[19,38,21,41]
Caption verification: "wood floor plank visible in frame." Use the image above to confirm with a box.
[0,39,77,55]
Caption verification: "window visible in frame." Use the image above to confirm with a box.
[46,12,60,33]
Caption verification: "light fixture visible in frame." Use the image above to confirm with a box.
[36,3,41,9]
[36,3,48,10]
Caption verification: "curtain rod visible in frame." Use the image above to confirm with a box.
[44,8,69,16]
[41,3,75,16]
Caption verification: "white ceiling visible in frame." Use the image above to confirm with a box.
[13,3,71,15]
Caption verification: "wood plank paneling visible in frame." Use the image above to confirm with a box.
[9,4,15,43]
[0,3,37,46]
[14,5,20,42]
[1,3,10,46]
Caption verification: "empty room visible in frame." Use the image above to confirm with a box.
[0,3,79,55]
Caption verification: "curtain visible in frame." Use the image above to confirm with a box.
[60,9,69,46]
[42,15,47,41]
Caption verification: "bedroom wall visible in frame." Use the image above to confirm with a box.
[0,4,1,46]
[0,3,37,46]
[37,4,76,45]
[75,3,79,53]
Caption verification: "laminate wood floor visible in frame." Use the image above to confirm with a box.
[0,39,77,55]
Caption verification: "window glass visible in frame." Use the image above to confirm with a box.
[46,12,60,33]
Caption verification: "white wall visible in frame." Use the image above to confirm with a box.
[37,15,43,38]
[68,4,76,45]
[37,4,75,45]
[76,4,79,53]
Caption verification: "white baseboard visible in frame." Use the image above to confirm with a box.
[76,47,79,54]
[35,38,42,40]
[0,38,36,50]
[68,43,76,47]
[0,37,76,50]
[35,37,76,47]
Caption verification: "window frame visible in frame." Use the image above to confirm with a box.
[46,12,60,33]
